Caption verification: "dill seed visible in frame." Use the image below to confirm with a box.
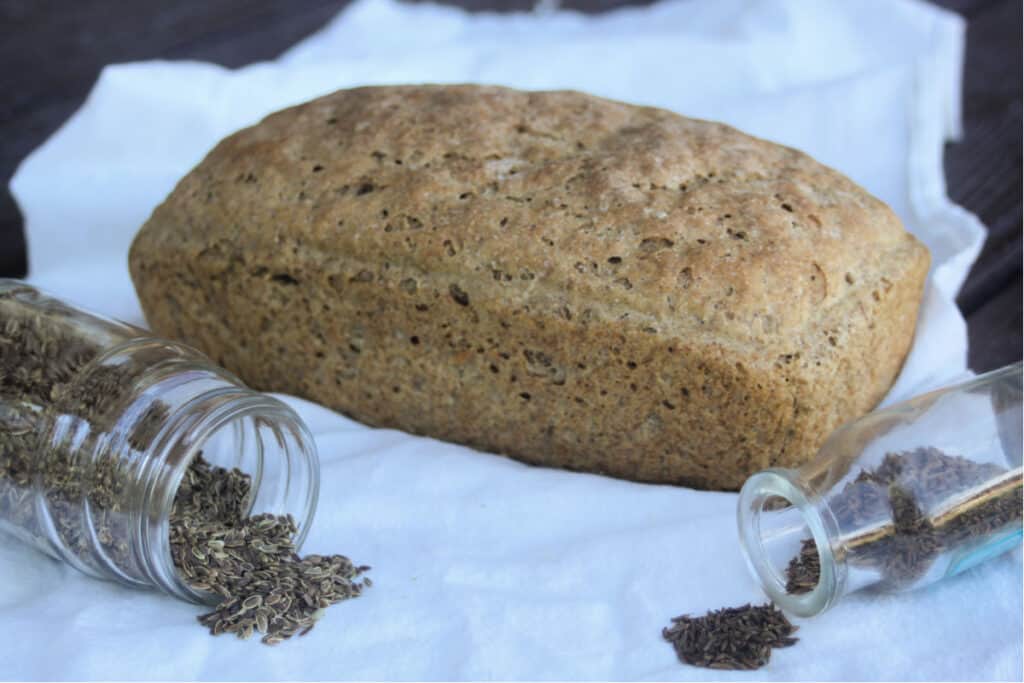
[662,603,798,670]
[170,454,371,645]
[1,285,168,577]
[0,289,372,646]
[786,447,1023,593]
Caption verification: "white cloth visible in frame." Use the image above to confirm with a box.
[4,0,1020,679]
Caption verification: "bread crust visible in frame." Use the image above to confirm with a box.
[129,84,930,490]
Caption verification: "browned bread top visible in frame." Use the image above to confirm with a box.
[134,85,921,365]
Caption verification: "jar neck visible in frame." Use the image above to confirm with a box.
[41,339,320,604]
[737,467,846,617]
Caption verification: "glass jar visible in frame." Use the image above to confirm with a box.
[0,280,319,604]
[738,363,1022,617]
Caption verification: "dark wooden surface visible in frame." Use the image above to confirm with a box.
[1,0,1019,372]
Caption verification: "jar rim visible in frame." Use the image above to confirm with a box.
[737,468,843,618]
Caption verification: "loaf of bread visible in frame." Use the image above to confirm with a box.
[129,84,929,490]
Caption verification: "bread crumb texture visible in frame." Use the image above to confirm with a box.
[130,84,929,490]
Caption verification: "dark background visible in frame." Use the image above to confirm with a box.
[2,0,1020,371]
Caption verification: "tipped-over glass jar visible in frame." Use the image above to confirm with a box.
[0,280,319,603]
[739,363,1022,617]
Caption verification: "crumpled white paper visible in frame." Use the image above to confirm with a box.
[4,0,1020,679]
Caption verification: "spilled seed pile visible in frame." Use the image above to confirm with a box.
[786,447,1023,594]
[662,603,798,670]
[171,455,370,644]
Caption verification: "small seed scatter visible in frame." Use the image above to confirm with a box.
[170,455,370,645]
[786,447,1022,594]
[662,603,798,670]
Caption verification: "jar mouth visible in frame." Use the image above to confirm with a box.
[737,468,842,618]
[139,388,320,605]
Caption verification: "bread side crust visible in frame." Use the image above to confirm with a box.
[130,217,927,490]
